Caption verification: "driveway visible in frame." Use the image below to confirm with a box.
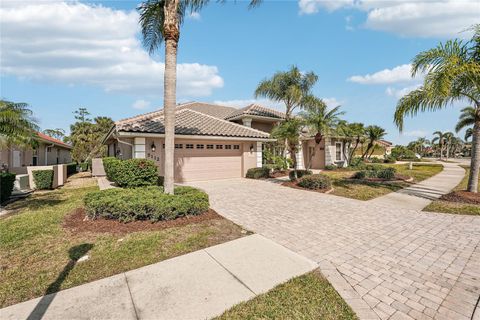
[188,178,480,320]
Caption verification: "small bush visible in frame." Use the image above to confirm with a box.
[353,167,397,180]
[102,157,121,181]
[370,157,383,163]
[377,167,396,180]
[114,159,158,188]
[353,170,367,179]
[297,174,331,190]
[79,162,89,172]
[391,146,416,160]
[33,170,54,190]
[324,164,337,171]
[246,167,271,179]
[349,157,366,169]
[0,172,16,203]
[84,186,209,222]
[364,164,384,171]
[383,155,396,163]
[66,163,77,176]
[289,169,313,181]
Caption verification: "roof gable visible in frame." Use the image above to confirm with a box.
[224,103,286,120]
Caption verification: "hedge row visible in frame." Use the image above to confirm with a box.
[66,163,78,176]
[353,167,396,180]
[33,170,54,190]
[0,172,16,203]
[103,157,158,188]
[84,186,209,222]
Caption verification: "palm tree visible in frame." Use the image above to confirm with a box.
[361,125,386,159]
[443,132,455,159]
[336,121,365,165]
[465,128,474,142]
[270,118,304,179]
[138,0,260,194]
[299,99,344,169]
[0,100,38,148]
[432,131,446,159]
[255,66,318,119]
[394,24,480,192]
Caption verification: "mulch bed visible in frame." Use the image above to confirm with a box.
[281,181,333,194]
[63,208,223,235]
[440,191,480,205]
[269,170,290,178]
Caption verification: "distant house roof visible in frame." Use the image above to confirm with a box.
[36,132,72,149]
[224,103,286,121]
[116,107,270,139]
[377,139,393,147]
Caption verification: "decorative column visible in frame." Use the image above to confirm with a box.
[296,142,305,169]
[133,137,146,159]
[256,142,262,167]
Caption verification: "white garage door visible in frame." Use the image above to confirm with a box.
[174,142,242,182]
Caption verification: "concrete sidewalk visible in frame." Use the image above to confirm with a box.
[0,234,317,320]
[369,162,465,210]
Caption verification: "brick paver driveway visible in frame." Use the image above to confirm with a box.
[189,178,480,320]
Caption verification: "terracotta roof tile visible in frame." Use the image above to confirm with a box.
[224,103,286,120]
[36,132,72,149]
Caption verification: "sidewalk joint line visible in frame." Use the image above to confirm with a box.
[204,249,257,296]
[124,273,140,320]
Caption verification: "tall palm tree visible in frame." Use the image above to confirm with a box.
[270,118,304,179]
[443,132,455,159]
[394,24,480,192]
[361,125,386,159]
[255,66,318,119]
[299,99,344,169]
[138,0,260,194]
[0,100,38,148]
[432,131,446,159]
[465,128,474,142]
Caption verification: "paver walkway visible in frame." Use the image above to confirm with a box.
[189,175,480,320]
[370,163,465,210]
[0,235,316,320]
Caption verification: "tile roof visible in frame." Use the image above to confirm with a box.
[224,103,286,120]
[36,132,72,149]
[177,102,238,119]
[117,108,270,139]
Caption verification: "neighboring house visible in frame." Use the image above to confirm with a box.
[0,132,72,174]
[378,139,393,155]
[103,101,348,182]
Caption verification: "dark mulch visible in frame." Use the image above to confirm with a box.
[63,208,223,235]
[440,191,480,205]
[269,170,290,178]
[281,181,332,194]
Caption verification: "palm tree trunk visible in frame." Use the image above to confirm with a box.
[467,121,480,193]
[162,0,180,195]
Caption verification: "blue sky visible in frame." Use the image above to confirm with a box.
[1,0,479,144]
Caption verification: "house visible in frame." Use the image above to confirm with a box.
[103,101,348,182]
[0,132,72,175]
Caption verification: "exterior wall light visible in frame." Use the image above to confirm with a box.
[250,144,254,152]
[151,142,156,152]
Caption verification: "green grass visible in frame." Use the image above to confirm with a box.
[424,168,480,215]
[322,163,443,201]
[0,175,245,308]
[216,270,358,320]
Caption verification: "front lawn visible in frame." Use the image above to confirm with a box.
[322,163,443,201]
[0,174,246,308]
[423,167,480,215]
[216,270,358,320]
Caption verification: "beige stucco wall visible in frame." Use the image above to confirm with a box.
[303,139,326,169]
[251,121,275,133]
[27,164,67,189]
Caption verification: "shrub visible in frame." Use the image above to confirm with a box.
[289,169,313,181]
[383,155,397,163]
[84,186,209,222]
[297,174,331,190]
[364,164,384,171]
[272,155,290,171]
[349,157,366,169]
[114,159,158,188]
[33,170,54,190]
[246,167,271,179]
[391,146,416,160]
[79,162,89,172]
[370,157,383,163]
[102,157,121,181]
[324,164,337,171]
[0,172,16,203]
[353,167,397,180]
[66,163,77,176]
[377,167,396,180]
[353,170,367,179]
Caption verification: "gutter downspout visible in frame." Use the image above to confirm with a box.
[114,134,134,159]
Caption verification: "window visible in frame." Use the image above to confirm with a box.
[196,144,204,149]
[175,144,183,149]
[162,144,165,149]
[335,142,342,161]
[225,145,232,150]
[233,145,240,150]
[216,145,223,149]
[186,144,194,149]
[206,144,214,149]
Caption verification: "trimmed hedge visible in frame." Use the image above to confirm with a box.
[66,163,77,176]
[298,174,332,190]
[33,170,54,190]
[246,167,271,179]
[84,186,209,222]
[289,169,312,181]
[0,172,16,203]
[102,157,121,181]
[324,164,337,171]
[102,158,158,188]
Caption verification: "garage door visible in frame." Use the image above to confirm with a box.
[174,143,242,182]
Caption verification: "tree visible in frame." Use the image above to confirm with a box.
[270,118,304,179]
[361,125,386,159]
[255,66,318,119]
[43,128,65,141]
[138,0,260,194]
[465,128,474,142]
[299,99,344,169]
[0,100,38,148]
[394,24,480,192]
[336,121,365,166]
[432,131,446,159]
[443,132,455,159]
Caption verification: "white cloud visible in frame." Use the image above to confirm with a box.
[348,64,417,85]
[132,99,151,110]
[0,1,223,97]
[298,0,479,38]
[403,130,428,137]
[188,12,201,20]
[322,97,342,108]
[386,84,421,99]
